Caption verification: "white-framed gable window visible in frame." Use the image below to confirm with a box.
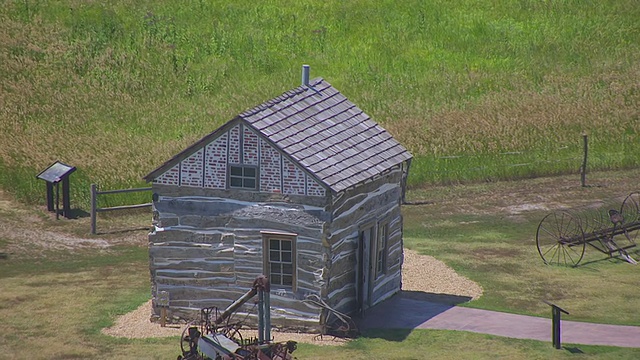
[229,165,257,190]
[262,231,297,292]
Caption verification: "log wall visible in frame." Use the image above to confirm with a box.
[149,161,409,332]
[325,166,405,316]
[149,193,329,331]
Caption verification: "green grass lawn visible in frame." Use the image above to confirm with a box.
[1,0,639,207]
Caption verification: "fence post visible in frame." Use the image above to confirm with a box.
[91,183,97,235]
[581,134,588,187]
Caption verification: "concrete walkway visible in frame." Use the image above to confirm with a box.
[357,294,640,348]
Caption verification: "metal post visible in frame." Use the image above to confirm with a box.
[543,300,569,349]
[46,182,54,212]
[302,64,310,86]
[581,134,588,187]
[62,177,71,218]
[258,289,265,344]
[91,184,97,234]
[55,182,60,220]
[264,287,271,342]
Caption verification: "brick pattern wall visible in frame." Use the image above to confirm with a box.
[306,175,326,197]
[282,158,305,195]
[154,164,180,185]
[204,133,228,189]
[243,127,259,165]
[228,125,240,164]
[180,148,204,187]
[259,138,282,192]
[152,123,328,196]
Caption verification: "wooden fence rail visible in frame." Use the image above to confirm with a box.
[90,183,152,234]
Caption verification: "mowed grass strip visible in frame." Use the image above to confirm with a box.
[1,0,639,207]
[0,246,177,359]
[0,249,639,359]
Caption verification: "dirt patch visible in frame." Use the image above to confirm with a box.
[471,247,523,261]
[101,299,351,346]
[0,190,147,259]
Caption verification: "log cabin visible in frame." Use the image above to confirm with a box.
[144,66,412,332]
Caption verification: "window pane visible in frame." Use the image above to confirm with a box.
[244,167,256,177]
[271,263,281,274]
[270,239,279,250]
[282,275,292,286]
[230,166,243,176]
[281,251,291,263]
[271,274,281,285]
[244,178,255,189]
[281,241,291,251]
[270,250,280,262]
[282,263,292,275]
[230,177,242,187]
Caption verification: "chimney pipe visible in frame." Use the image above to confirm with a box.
[302,64,310,86]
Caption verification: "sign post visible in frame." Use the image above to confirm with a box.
[158,290,170,327]
[543,300,569,349]
[36,161,76,219]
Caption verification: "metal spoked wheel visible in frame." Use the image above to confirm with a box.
[179,321,200,360]
[621,192,640,223]
[620,192,640,243]
[536,211,586,266]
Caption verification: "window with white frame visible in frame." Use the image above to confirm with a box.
[262,232,297,290]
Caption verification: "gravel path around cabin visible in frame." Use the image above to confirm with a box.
[101,248,483,345]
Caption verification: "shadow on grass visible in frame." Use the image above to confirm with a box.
[48,208,90,219]
[578,249,640,267]
[66,208,90,219]
[564,346,585,354]
[355,291,472,342]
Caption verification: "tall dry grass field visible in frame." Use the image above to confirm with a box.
[1,0,639,207]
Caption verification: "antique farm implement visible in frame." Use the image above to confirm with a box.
[536,192,640,266]
[177,275,297,360]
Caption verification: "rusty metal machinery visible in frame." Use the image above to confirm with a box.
[536,192,640,266]
[177,275,297,360]
[302,294,359,339]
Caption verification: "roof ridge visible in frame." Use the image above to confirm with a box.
[240,77,326,118]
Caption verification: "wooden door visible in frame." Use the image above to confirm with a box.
[357,225,374,317]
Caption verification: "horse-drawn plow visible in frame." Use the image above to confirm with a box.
[536,192,640,266]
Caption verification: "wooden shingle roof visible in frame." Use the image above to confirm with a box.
[144,77,412,194]
[240,77,412,193]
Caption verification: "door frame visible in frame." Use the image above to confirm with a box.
[356,222,376,317]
